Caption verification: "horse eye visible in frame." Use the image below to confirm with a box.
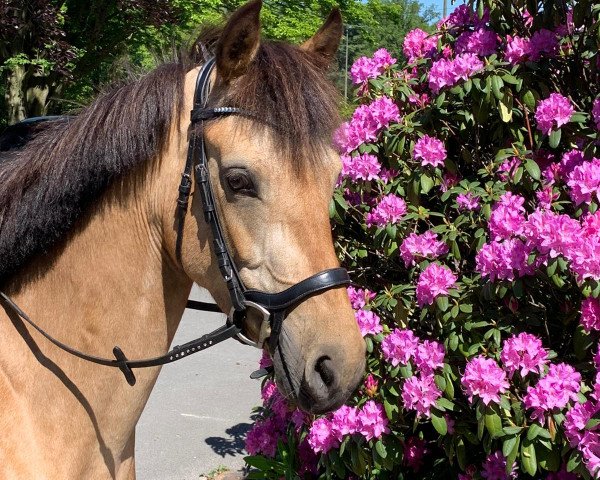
[226,171,255,195]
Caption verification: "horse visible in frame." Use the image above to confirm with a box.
[0,1,365,478]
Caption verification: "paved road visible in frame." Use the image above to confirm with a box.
[136,286,261,480]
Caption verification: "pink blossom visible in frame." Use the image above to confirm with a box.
[523,363,581,423]
[593,98,600,130]
[307,418,339,454]
[403,28,438,63]
[535,93,574,135]
[401,374,442,418]
[416,263,457,307]
[331,405,360,441]
[560,149,585,178]
[581,297,600,333]
[488,192,526,240]
[580,432,600,477]
[357,400,389,441]
[369,96,401,129]
[428,54,484,93]
[535,186,557,209]
[567,157,600,205]
[355,309,383,336]
[364,374,378,397]
[462,356,510,405]
[297,438,319,476]
[505,35,530,64]
[366,193,407,227]
[350,48,397,85]
[497,157,521,181]
[441,171,460,192]
[381,328,419,366]
[501,333,548,377]
[403,436,428,472]
[529,29,559,61]
[347,286,376,310]
[414,340,446,374]
[400,231,448,267]
[261,379,278,402]
[259,350,273,370]
[546,465,579,480]
[340,153,381,182]
[413,135,447,167]
[563,401,599,447]
[481,451,517,479]
[457,192,480,211]
[524,210,581,258]
[245,417,285,457]
[455,29,498,56]
[475,238,534,281]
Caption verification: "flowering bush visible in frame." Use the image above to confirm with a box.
[244,1,600,478]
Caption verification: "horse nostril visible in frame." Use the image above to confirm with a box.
[314,356,335,387]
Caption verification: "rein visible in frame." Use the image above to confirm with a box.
[0,58,351,386]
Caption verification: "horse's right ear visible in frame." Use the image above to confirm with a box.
[215,0,262,83]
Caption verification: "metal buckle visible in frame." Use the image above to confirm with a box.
[229,301,271,349]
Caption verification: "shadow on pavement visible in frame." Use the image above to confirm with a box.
[205,422,253,457]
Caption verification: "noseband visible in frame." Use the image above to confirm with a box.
[0,58,350,385]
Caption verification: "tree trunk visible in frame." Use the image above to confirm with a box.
[25,69,51,118]
[5,65,26,125]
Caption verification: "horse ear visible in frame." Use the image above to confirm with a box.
[300,8,343,65]
[215,0,262,83]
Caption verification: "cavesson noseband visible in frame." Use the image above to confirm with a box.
[0,58,351,386]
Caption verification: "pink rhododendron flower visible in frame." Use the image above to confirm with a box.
[364,374,378,397]
[524,363,581,423]
[369,96,401,129]
[462,356,510,405]
[524,209,580,258]
[529,29,559,61]
[535,93,574,135]
[400,230,448,267]
[593,98,600,130]
[340,153,381,181]
[501,333,548,377]
[307,418,339,454]
[414,340,446,374]
[246,416,286,457]
[535,186,557,209]
[413,134,447,167]
[259,349,273,369]
[403,28,438,62]
[546,465,579,480]
[347,286,376,310]
[481,451,517,479]
[560,149,585,178]
[401,374,442,418]
[366,193,407,226]
[350,48,397,85]
[331,405,359,441]
[403,436,428,472]
[455,29,498,56]
[441,171,460,192]
[381,328,419,366]
[415,263,457,306]
[497,157,521,181]
[505,35,530,64]
[428,54,484,93]
[567,157,600,205]
[563,401,599,447]
[475,238,534,281]
[355,309,383,336]
[488,192,526,240]
[456,192,480,211]
[357,400,389,441]
[581,297,600,333]
[261,379,278,402]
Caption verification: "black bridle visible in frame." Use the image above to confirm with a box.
[0,58,351,386]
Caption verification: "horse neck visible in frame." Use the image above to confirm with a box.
[0,163,193,467]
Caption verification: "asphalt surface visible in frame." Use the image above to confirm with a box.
[136,286,261,480]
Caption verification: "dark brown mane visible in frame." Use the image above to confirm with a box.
[0,32,341,286]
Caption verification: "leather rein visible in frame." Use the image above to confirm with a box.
[0,58,351,386]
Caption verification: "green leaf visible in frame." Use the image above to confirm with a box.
[523,90,536,110]
[436,295,449,312]
[524,159,541,181]
[574,324,593,360]
[502,435,519,457]
[567,449,583,472]
[527,423,551,441]
[498,94,513,122]
[421,173,434,194]
[521,439,537,476]
[506,435,520,474]
[431,411,448,435]
[548,129,561,149]
[437,397,455,411]
[484,407,503,438]
[436,92,446,108]
[503,426,524,435]
[536,442,560,472]
[375,440,387,459]
[491,75,504,100]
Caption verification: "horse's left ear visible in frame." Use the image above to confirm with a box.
[300,8,343,65]
[216,0,262,83]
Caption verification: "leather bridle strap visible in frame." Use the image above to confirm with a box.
[0,291,240,386]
